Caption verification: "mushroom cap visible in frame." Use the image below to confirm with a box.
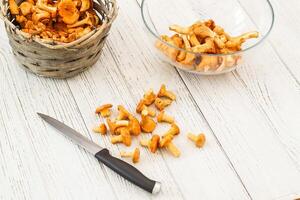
[128,116,141,136]
[157,111,165,122]
[80,0,92,12]
[99,123,107,135]
[159,134,173,148]
[149,135,160,153]
[106,118,117,133]
[203,19,215,30]
[140,115,156,133]
[58,0,80,25]
[157,84,167,97]
[121,128,131,146]
[168,123,180,135]
[136,100,146,113]
[9,0,19,15]
[19,2,33,16]
[132,148,140,163]
[143,89,156,106]
[154,98,171,111]
[117,105,131,120]
[195,133,206,148]
[95,104,113,113]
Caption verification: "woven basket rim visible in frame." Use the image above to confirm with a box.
[0,0,118,49]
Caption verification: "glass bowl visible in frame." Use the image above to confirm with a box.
[141,0,274,75]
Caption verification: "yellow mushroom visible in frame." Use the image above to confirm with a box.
[106,119,129,134]
[157,111,174,124]
[67,12,93,28]
[120,148,140,163]
[19,2,33,16]
[154,98,172,111]
[93,123,107,135]
[116,105,131,120]
[187,133,206,148]
[58,0,80,25]
[32,8,51,24]
[111,128,131,146]
[136,100,156,117]
[163,123,180,137]
[226,31,259,49]
[159,134,180,157]
[143,89,156,106]
[9,0,19,15]
[157,84,176,100]
[196,55,219,71]
[140,110,156,133]
[128,115,141,136]
[140,134,160,153]
[36,0,57,17]
[80,0,91,12]
[95,104,113,117]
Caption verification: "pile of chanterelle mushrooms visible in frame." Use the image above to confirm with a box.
[9,0,99,43]
[93,84,206,164]
[156,19,259,71]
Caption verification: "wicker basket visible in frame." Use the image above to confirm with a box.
[0,0,117,78]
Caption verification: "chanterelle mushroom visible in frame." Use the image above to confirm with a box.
[117,105,131,120]
[226,31,259,50]
[93,123,107,135]
[143,89,156,106]
[187,133,206,148]
[157,84,176,101]
[163,123,180,136]
[32,8,51,24]
[120,148,140,163]
[140,110,156,133]
[80,0,91,12]
[36,0,57,17]
[136,100,156,117]
[95,104,113,117]
[154,98,172,111]
[159,134,180,157]
[140,134,160,153]
[67,12,93,28]
[128,115,141,136]
[19,2,33,16]
[157,111,174,124]
[58,0,80,25]
[106,119,129,134]
[9,0,19,15]
[111,128,131,146]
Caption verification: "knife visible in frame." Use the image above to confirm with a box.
[37,112,161,194]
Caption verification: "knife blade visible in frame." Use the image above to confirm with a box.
[37,112,161,194]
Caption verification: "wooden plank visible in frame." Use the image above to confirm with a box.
[65,0,251,199]
[0,34,116,199]
[136,0,300,199]
[268,0,300,81]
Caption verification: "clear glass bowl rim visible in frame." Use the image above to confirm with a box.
[141,0,275,56]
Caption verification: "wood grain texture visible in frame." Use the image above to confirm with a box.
[268,0,300,81]
[65,0,250,199]
[0,0,300,199]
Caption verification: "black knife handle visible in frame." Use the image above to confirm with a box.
[95,149,161,194]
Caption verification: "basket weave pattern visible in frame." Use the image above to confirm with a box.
[0,0,117,78]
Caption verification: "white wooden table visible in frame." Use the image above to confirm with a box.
[1,0,300,199]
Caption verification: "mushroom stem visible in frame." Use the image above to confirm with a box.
[120,151,132,157]
[120,148,140,163]
[166,142,181,157]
